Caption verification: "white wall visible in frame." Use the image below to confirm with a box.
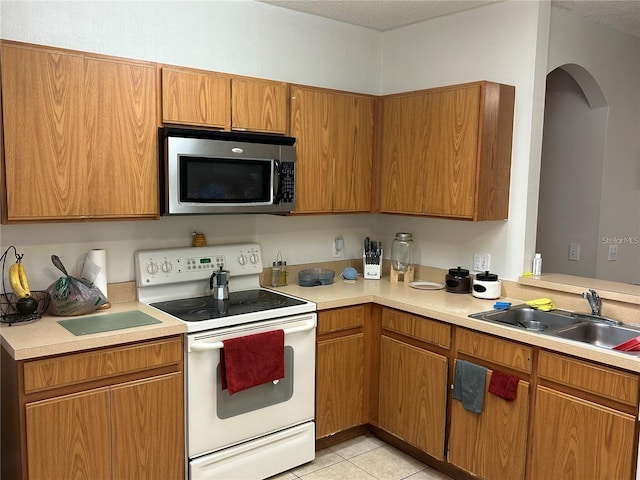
[0,0,552,290]
[379,0,551,279]
[546,6,640,284]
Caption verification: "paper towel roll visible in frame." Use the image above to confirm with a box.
[82,249,108,299]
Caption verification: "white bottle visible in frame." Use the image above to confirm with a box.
[533,253,542,276]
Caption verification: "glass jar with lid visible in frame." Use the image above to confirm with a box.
[391,232,414,274]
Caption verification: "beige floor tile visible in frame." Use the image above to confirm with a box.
[329,434,386,459]
[299,460,377,480]
[290,448,343,476]
[267,471,299,480]
[404,465,454,480]
[349,445,427,480]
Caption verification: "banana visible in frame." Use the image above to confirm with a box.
[9,261,30,299]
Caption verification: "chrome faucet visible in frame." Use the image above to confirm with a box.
[583,289,602,316]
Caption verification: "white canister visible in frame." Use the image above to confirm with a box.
[472,271,501,299]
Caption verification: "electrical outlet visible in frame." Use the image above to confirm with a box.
[333,236,344,258]
[608,243,618,261]
[568,242,580,261]
[473,252,490,272]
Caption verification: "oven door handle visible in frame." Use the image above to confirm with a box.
[189,322,316,352]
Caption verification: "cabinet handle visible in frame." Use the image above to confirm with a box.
[189,322,315,352]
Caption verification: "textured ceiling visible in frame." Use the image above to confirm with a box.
[258,0,640,38]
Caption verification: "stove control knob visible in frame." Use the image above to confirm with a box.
[146,262,159,275]
[161,260,172,273]
[238,254,247,266]
[249,252,260,265]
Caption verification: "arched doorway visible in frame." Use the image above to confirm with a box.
[536,64,608,277]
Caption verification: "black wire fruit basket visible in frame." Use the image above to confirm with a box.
[0,290,50,324]
[0,246,50,325]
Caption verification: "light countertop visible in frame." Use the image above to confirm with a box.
[1,302,186,361]
[271,276,640,374]
[3,276,640,373]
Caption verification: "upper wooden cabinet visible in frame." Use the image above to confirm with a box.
[161,66,288,134]
[231,77,288,134]
[290,85,374,213]
[1,41,158,222]
[378,81,515,221]
[161,67,230,129]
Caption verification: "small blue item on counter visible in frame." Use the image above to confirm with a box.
[342,267,358,281]
[493,301,511,310]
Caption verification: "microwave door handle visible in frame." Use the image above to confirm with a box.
[273,159,282,203]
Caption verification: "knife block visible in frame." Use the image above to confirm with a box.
[363,250,382,280]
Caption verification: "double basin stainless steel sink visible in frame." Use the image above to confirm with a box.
[469,305,640,352]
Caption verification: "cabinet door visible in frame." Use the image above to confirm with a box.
[378,336,447,459]
[379,93,429,214]
[316,334,365,438]
[530,386,635,480]
[332,93,374,212]
[111,373,184,480]
[85,57,158,218]
[290,86,334,213]
[26,388,112,480]
[231,78,288,134]
[1,45,87,220]
[423,86,479,218]
[448,368,529,480]
[161,68,230,128]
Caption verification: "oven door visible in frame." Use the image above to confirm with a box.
[186,313,316,459]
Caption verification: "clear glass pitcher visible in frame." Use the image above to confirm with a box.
[391,232,414,273]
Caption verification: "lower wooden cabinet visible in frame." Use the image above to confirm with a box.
[378,336,448,459]
[530,386,636,480]
[448,368,529,479]
[2,335,185,480]
[315,306,365,438]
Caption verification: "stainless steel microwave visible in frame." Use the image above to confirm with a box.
[160,127,296,215]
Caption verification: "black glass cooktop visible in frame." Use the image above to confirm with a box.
[150,289,305,322]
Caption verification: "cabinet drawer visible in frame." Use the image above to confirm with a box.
[537,351,638,406]
[456,329,531,373]
[382,308,450,348]
[318,306,365,335]
[23,337,183,394]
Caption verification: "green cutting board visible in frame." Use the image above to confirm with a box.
[58,311,162,336]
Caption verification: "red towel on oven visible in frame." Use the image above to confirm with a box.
[220,330,285,395]
[488,370,519,401]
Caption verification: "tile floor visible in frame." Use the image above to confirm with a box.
[269,434,454,480]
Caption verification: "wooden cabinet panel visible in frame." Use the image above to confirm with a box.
[316,334,365,438]
[26,388,112,479]
[231,78,288,134]
[423,86,479,217]
[448,368,529,480]
[161,67,230,128]
[290,86,334,213]
[23,337,183,394]
[378,336,447,459]
[290,85,373,213]
[317,305,364,335]
[111,373,184,480]
[85,58,158,218]
[456,329,532,373]
[379,93,429,214]
[530,386,635,480]
[381,307,450,347]
[1,44,86,220]
[538,351,638,406]
[332,93,373,212]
